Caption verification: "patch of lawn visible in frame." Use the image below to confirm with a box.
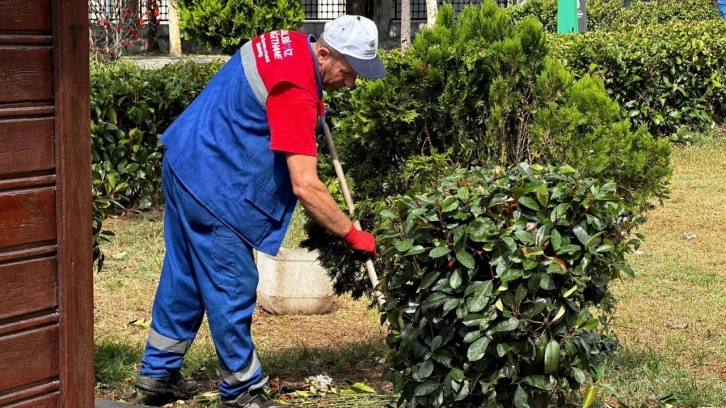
[598,134,726,407]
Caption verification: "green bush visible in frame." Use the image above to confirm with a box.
[178,0,304,54]
[377,164,636,407]
[304,2,670,297]
[549,20,726,136]
[90,59,223,269]
[506,0,726,136]
[507,0,721,33]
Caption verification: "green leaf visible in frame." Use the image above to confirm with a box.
[551,229,562,251]
[457,187,470,201]
[518,196,540,211]
[523,375,551,390]
[379,209,397,219]
[418,360,434,379]
[557,244,581,255]
[539,274,556,290]
[536,184,549,207]
[420,271,441,289]
[563,285,578,298]
[448,367,464,381]
[489,317,519,334]
[558,165,577,175]
[584,318,600,330]
[582,385,597,408]
[449,269,463,289]
[406,245,426,255]
[463,330,483,344]
[443,298,460,313]
[524,299,547,318]
[430,335,442,350]
[466,282,492,313]
[395,239,413,252]
[442,196,459,212]
[572,366,586,384]
[456,250,475,269]
[414,381,439,396]
[514,385,530,408]
[106,107,118,124]
[615,263,636,278]
[499,268,523,282]
[515,229,535,244]
[573,225,590,246]
[349,382,375,393]
[429,246,451,258]
[422,293,448,310]
[544,339,561,373]
[467,336,490,361]
[453,379,470,401]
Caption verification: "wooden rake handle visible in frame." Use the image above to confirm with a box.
[322,121,385,307]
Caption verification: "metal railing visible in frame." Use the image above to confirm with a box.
[88,0,168,23]
[90,0,522,25]
[303,0,347,20]
[393,0,487,20]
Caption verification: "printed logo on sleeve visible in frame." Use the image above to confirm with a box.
[256,30,294,63]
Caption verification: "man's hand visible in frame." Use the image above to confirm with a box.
[341,224,376,257]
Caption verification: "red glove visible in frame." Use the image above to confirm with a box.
[341,224,376,256]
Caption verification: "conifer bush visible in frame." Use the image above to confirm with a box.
[305,1,670,296]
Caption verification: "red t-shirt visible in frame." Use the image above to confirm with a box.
[249,30,322,157]
[267,84,319,157]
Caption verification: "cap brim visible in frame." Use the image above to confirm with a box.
[345,55,387,79]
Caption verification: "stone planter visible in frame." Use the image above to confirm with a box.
[256,248,335,315]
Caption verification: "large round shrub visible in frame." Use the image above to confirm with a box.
[377,164,637,407]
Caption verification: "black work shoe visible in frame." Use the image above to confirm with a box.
[135,372,199,400]
[221,383,289,407]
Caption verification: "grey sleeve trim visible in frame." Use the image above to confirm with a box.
[241,41,269,106]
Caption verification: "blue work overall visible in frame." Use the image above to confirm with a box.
[139,34,322,398]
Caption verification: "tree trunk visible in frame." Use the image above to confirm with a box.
[168,0,182,56]
[145,0,159,52]
[401,0,411,51]
[425,0,438,27]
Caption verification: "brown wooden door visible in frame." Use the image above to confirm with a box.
[0,0,93,407]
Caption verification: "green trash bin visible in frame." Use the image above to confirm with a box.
[557,0,578,34]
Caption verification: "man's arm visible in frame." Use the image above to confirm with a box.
[285,153,375,255]
[285,153,351,235]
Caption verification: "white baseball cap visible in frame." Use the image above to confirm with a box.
[323,15,387,79]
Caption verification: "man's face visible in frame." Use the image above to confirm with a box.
[321,53,358,91]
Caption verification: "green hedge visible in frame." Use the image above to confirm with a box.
[508,0,722,33]
[549,20,726,137]
[507,0,726,137]
[178,0,304,54]
[91,59,223,269]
